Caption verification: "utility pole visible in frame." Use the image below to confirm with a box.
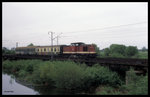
[56,36,58,45]
[48,31,54,60]
[16,42,18,48]
[48,31,62,59]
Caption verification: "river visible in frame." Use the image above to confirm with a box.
[2,73,88,95]
[2,73,39,95]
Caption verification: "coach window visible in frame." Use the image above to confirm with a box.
[55,48,56,52]
[51,48,53,52]
[44,48,46,52]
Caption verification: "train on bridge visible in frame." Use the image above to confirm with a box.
[3,42,148,74]
[15,42,97,58]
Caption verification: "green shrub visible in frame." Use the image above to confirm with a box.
[32,68,43,84]
[104,48,110,56]
[18,70,28,77]
[125,46,138,57]
[110,44,126,56]
[53,61,85,90]
[2,60,123,91]
[2,60,13,70]
[82,64,122,90]
[39,62,56,86]
[125,69,148,95]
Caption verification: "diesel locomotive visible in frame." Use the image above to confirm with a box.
[15,42,97,58]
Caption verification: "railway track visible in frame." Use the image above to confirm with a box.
[2,54,148,67]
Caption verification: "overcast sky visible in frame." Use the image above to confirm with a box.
[2,2,148,49]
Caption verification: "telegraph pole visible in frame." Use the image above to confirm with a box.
[48,31,62,59]
[16,42,18,48]
[48,31,54,60]
[56,36,58,45]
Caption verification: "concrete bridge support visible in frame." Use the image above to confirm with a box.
[125,70,144,85]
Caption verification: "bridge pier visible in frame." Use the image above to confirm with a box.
[125,70,144,85]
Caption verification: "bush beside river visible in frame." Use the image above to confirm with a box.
[2,60,148,95]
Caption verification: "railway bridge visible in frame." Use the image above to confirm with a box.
[2,54,148,78]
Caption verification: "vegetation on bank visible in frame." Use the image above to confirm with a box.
[2,60,121,90]
[2,60,148,95]
[95,69,148,95]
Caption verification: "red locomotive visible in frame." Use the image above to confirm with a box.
[62,42,97,58]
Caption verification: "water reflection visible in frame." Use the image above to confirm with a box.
[9,77,14,85]
[2,73,39,95]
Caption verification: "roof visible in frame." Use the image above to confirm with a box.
[16,46,37,49]
[71,42,85,44]
[71,42,85,45]
[16,45,61,49]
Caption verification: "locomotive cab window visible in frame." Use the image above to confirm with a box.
[83,46,88,51]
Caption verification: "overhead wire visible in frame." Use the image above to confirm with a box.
[2,21,147,48]
[63,21,147,34]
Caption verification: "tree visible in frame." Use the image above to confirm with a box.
[109,44,126,56]
[125,46,138,57]
[141,47,147,52]
[92,43,100,56]
[104,48,110,56]
[27,43,34,46]
[2,47,15,54]
[2,47,7,54]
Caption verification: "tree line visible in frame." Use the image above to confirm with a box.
[93,44,147,58]
[104,44,138,58]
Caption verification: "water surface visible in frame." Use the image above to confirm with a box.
[2,73,39,95]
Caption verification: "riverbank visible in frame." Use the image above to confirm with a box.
[2,59,148,95]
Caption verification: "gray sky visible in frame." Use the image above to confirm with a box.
[2,2,148,49]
